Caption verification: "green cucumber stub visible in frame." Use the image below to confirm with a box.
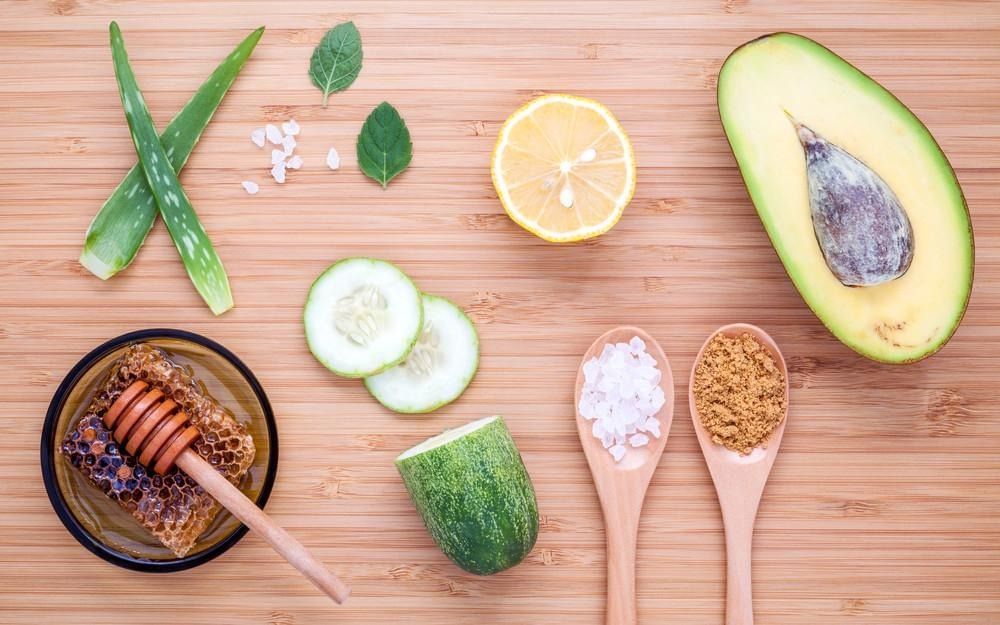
[396,416,538,575]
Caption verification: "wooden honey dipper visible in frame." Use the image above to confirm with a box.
[104,380,350,603]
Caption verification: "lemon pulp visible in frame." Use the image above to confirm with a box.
[491,94,636,242]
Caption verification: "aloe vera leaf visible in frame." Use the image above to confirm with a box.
[108,22,234,315]
[80,26,263,280]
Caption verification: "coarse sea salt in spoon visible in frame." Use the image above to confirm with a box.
[579,335,666,462]
[575,326,674,625]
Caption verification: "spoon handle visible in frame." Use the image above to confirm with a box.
[722,509,755,625]
[604,506,640,625]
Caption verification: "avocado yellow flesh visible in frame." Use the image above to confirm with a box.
[719,33,973,363]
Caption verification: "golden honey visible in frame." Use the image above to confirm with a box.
[61,343,256,557]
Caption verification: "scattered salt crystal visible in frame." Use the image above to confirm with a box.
[271,149,286,165]
[270,161,286,184]
[241,180,259,195]
[579,335,666,462]
[281,119,300,136]
[286,155,303,170]
[609,445,626,462]
[281,135,297,155]
[250,128,265,148]
[265,124,283,145]
[326,147,340,170]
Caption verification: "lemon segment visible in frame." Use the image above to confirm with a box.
[491,94,636,242]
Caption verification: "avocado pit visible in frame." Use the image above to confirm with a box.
[791,118,914,287]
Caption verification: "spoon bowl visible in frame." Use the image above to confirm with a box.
[689,323,789,625]
[575,326,674,625]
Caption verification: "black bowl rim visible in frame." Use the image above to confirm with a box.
[40,328,279,573]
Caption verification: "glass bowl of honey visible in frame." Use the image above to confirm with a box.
[41,329,278,572]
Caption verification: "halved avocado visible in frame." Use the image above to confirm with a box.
[718,33,973,363]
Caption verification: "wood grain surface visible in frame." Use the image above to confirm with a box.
[1,1,999,623]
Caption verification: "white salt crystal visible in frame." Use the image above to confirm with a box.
[629,433,650,448]
[595,400,610,419]
[265,124,283,145]
[579,335,667,462]
[271,149,286,165]
[241,180,259,195]
[250,128,265,148]
[644,417,661,438]
[270,161,286,184]
[629,336,645,353]
[610,445,626,462]
[609,350,626,370]
[281,119,300,136]
[282,135,297,155]
[326,147,341,170]
[286,154,303,170]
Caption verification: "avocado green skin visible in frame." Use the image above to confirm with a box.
[396,418,539,575]
[718,33,974,363]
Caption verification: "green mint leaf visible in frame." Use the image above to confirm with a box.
[309,21,362,107]
[356,102,413,189]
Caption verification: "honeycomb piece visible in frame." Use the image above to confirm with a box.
[61,343,256,557]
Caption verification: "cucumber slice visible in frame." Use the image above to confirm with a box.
[364,295,479,413]
[304,258,423,378]
[396,416,539,575]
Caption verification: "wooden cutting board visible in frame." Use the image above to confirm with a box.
[1,1,998,623]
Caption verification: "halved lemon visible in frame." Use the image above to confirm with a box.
[491,94,636,242]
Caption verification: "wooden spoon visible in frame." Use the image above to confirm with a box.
[575,326,675,625]
[689,323,789,625]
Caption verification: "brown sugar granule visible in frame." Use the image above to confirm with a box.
[693,333,787,455]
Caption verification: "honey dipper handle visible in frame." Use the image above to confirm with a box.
[175,449,351,604]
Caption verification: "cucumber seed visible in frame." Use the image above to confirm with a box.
[334,284,387,346]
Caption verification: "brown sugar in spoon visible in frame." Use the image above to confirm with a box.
[574,326,675,625]
[689,323,789,625]
[103,380,350,604]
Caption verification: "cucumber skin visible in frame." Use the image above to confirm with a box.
[109,22,234,315]
[364,294,479,414]
[81,26,263,280]
[303,257,423,378]
[396,417,539,575]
